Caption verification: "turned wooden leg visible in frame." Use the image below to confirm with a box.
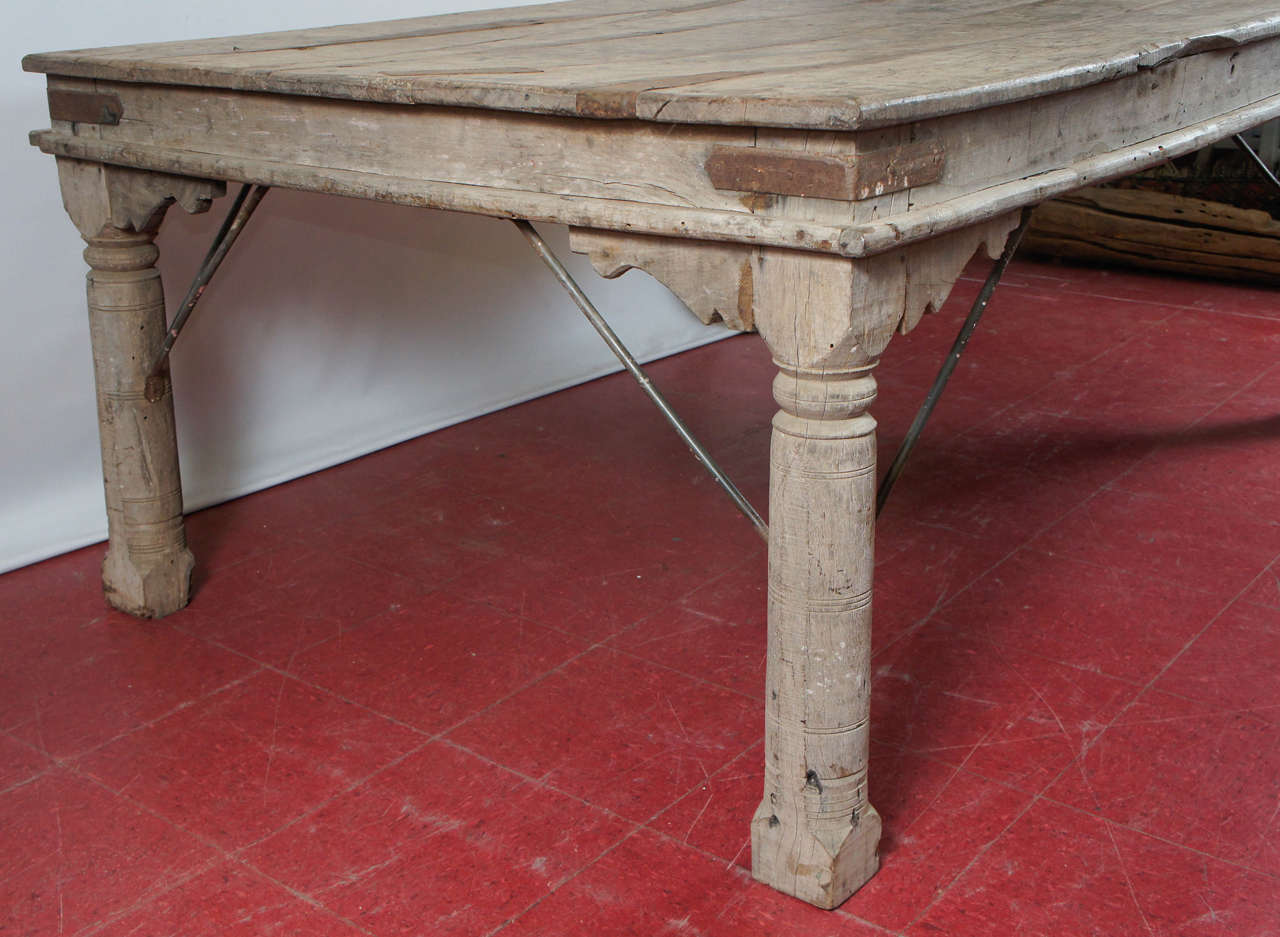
[83,228,193,617]
[750,360,882,907]
[54,158,222,617]
[565,219,1023,909]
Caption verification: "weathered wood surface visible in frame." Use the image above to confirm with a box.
[29,50,1280,259]
[22,0,1280,130]
[1027,186,1280,282]
[24,0,1280,913]
[704,141,945,201]
[569,228,756,330]
[56,158,222,617]
[738,210,1015,905]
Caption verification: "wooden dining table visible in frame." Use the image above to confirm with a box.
[23,0,1280,909]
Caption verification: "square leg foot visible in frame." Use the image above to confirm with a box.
[750,799,882,909]
[102,546,194,619]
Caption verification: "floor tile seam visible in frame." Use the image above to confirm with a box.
[251,597,614,734]
[904,742,1069,802]
[604,643,762,702]
[436,736,649,827]
[894,728,993,841]
[984,572,1255,879]
[939,320,1154,440]
[1037,290,1216,318]
[962,311,1239,440]
[331,548,458,599]
[897,766,1062,930]
[880,727,1109,756]
[69,853,229,937]
[1179,358,1280,428]
[501,605,642,644]
[447,740,907,937]
[924,611,1167,690]
[1100,805,1159,936]
[484,824,649,937]
[871,483,1110,661]
[1090,562,1265,733]
[1018,541,1253,602]
[1100,474,1280,527]
[229,736,440,854]
[223,853,379,936]
[432,742,688,937]
[676,550,772,612]
[0,726,54,769]
[430,638,612,738]
[46,665,265,766]
[0,761,59,797]
[1101,694,1280,727]
[70,767,239,866]
[430,540,765,641]
[1166,306,1280,325]
[960,272,1258,316]
[1033,791,1280,881]
[173,606,424,671]
[1101,424,1273,494]
[443,730,764,834]
[317,540,513,594]
[633,810,905,936]
[1237,552,1280,610]
[637,734,767,834]
[976,626,1151,734]
[894,622,1146,930]
[219,660,438,739]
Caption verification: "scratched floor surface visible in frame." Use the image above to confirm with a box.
[2,256,1278,936]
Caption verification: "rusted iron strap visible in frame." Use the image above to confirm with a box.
[706,141,944,201]
[48,89,123,125]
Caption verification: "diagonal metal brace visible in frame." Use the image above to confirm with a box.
[512,219,770,542]
[875,207,1034,517]
[1233,132,1280,192]
[144,183,270,401]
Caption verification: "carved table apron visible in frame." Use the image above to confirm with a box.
[24,0,1280,909]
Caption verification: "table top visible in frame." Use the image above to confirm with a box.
[24,0,1280,131]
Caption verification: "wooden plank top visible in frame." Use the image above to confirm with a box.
[23,0,1280,131]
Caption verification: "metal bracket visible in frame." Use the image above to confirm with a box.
[144,183,270,401]
[1233,132,1280,192]
[513,219,770,542]
[876,207,1034,516]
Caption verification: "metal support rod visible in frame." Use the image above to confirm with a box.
[1233,132,1280,192]
[512,219,770,542]
[875,207,1035,517]
[146,183,270,389]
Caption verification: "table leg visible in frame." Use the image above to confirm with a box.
[55,158,222,617]
[569,220,1022,909]
[83,227,193,617]
[750,359,881,908]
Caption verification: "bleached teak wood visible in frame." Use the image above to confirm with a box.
[56,159,222,617]
[22,0,1280,911]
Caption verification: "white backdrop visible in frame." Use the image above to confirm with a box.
[2,0,730,573]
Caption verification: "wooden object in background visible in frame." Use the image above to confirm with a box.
[1027,186,1280,283]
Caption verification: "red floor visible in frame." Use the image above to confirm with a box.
[2,257,1278,936]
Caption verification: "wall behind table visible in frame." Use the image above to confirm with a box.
[2,1,731,573]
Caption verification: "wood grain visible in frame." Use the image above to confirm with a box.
[1027,186,1280,282]
[22,0,1280,131]
[56,158,222,618]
